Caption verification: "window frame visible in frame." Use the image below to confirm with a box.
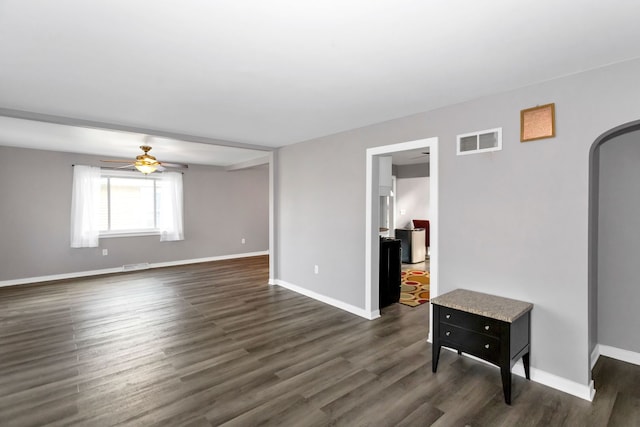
[99,169,161,238]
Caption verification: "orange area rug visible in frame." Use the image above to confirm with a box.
[400,270,430,307]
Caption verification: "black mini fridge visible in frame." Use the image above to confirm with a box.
[379,237,401,308]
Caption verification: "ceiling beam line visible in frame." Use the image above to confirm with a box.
[0,107,275,152]
[225,155,270,171]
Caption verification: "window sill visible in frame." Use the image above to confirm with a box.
[100,230,160,239]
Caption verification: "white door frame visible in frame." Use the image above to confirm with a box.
[268,151,276,285]
[365,137,439,324]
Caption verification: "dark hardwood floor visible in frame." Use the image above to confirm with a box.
[1,255,639,426]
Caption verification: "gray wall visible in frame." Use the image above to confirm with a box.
[396,177,430,229]
[275,57,640,388]
[0,146,269,281]
[597,129,640,353]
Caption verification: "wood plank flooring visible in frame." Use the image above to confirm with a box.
[1,255,639,426]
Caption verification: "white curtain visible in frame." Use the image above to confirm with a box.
[70,165,101,248]
[159,171,184,242]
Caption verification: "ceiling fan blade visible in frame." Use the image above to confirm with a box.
[159,162,189,169]
[115,164,135,169]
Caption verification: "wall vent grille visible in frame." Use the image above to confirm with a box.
[122,263,150,271]
[457,128,502,156]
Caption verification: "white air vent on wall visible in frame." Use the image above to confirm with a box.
[457,128,502,155]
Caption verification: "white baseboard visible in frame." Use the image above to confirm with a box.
[597,344,640,367]
[273,279,380,320]
[513,363,595,402]
[441,347,595,402]
[150,251,268,269]
[0,267,126,287]
[0,251,269,288]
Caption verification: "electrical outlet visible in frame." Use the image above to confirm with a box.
[314,265,319,274]
[241,238,246,244]
[102,249,108,256]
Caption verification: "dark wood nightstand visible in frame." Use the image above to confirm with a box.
[431,289,533,405]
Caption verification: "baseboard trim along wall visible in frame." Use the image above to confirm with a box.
[273,279,380,320]
[512,363,596,402]
[0,251,269,288]
[594,344,640,367]
[441,347,596,401]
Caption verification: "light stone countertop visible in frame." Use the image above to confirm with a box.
[431,289,533,323]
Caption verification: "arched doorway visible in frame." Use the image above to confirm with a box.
[589,120,640,367]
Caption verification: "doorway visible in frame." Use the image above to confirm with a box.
[589,120,640,367]
[365,137,439,323]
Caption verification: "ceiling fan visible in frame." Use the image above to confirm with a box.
[101,145,188,175]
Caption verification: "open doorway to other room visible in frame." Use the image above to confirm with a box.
[386,149,431,307]
[365,137,438,321]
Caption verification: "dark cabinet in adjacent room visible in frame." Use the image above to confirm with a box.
[379,237,401,308]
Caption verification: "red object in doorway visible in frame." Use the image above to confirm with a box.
[412,219,430,250]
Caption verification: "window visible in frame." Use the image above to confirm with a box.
[70,165,184,248]
[457,128,502,155]
[100,171,160,236]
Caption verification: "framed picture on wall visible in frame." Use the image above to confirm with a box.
[520,103,555,142]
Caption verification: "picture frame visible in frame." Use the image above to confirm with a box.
[520,103,555,142]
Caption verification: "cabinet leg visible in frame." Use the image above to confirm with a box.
[523,352,531,380]
[500,366,512,405]
[432,344,441,373]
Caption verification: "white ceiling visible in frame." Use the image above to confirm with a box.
[2,1,640,157]
[0,116,269,167]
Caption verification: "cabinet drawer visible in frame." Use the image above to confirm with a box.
[439,307,502,338]
[439,324,500,364]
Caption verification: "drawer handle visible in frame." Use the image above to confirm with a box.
[485,344,490,349]
[484,325,490,331]
[446,314,451,319]
[445,331,451,336]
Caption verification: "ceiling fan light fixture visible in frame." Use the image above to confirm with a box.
[102,144,186,174]
[134,145,159,174]
[135,161,158,174]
